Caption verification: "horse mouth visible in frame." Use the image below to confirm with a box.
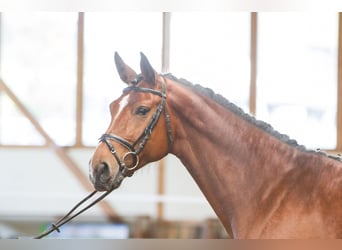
[110,172,125,190]
[92,171,125,192]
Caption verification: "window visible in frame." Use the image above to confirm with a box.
[0,12,78,145]
[257,13,338,149]
[83,12,162,146]
[170,12,250,111]
[0,12,340,151]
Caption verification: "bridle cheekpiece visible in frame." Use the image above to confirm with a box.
[99,75,172,185]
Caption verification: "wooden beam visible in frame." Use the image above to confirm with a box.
[162,12,171,73]
[0,78,122,222]
[249,12,257,116]
[156,12,172,220]
[337,12,342,151]
[75,12,84,147]
[157,157,166,220]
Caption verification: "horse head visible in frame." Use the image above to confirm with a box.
[89,52,173,191]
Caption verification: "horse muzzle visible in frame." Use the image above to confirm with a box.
[90,161,124,191]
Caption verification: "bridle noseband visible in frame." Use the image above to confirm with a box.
[99,76,172,181]
[35,77,172,239]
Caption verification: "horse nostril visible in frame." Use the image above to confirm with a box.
[95,162,111,183]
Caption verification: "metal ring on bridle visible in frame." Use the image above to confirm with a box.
[99,75,172,179]
[122,151,139,171]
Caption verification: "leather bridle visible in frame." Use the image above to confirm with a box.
[34,75,173,239]
[99,75,173,182]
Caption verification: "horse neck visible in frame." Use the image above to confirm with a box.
[166,80,301,237]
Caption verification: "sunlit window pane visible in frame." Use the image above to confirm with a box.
[1,13,78,145]
[170,12,250,111]
[257,13,338,149]
[83,12,162,146]
[0,93,45,145]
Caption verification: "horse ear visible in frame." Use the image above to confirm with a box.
[140,52,156,86]
[114,52,137,84]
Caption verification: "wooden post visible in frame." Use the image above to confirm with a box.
[156,12,172,220]
[337,13,342,151]
[249,12,257,116]
[75,12,84,147]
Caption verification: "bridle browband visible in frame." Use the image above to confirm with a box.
[99,75,172,180]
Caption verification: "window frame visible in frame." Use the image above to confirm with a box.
[0,12,341,153]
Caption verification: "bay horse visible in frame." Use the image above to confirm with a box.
[89,52,342,238]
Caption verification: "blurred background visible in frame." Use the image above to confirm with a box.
[0,12,340,238]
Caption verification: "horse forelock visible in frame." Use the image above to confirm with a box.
[163,73,342,163]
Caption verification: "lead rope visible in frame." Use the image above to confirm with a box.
[33,189,113,239]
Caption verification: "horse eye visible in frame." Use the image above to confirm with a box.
[135,106,150,116]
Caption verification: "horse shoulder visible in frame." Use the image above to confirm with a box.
[255,155,342,238]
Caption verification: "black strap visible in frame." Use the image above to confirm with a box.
[123,86,165,98]
[99,76,172,177]
[99,134,135,152]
